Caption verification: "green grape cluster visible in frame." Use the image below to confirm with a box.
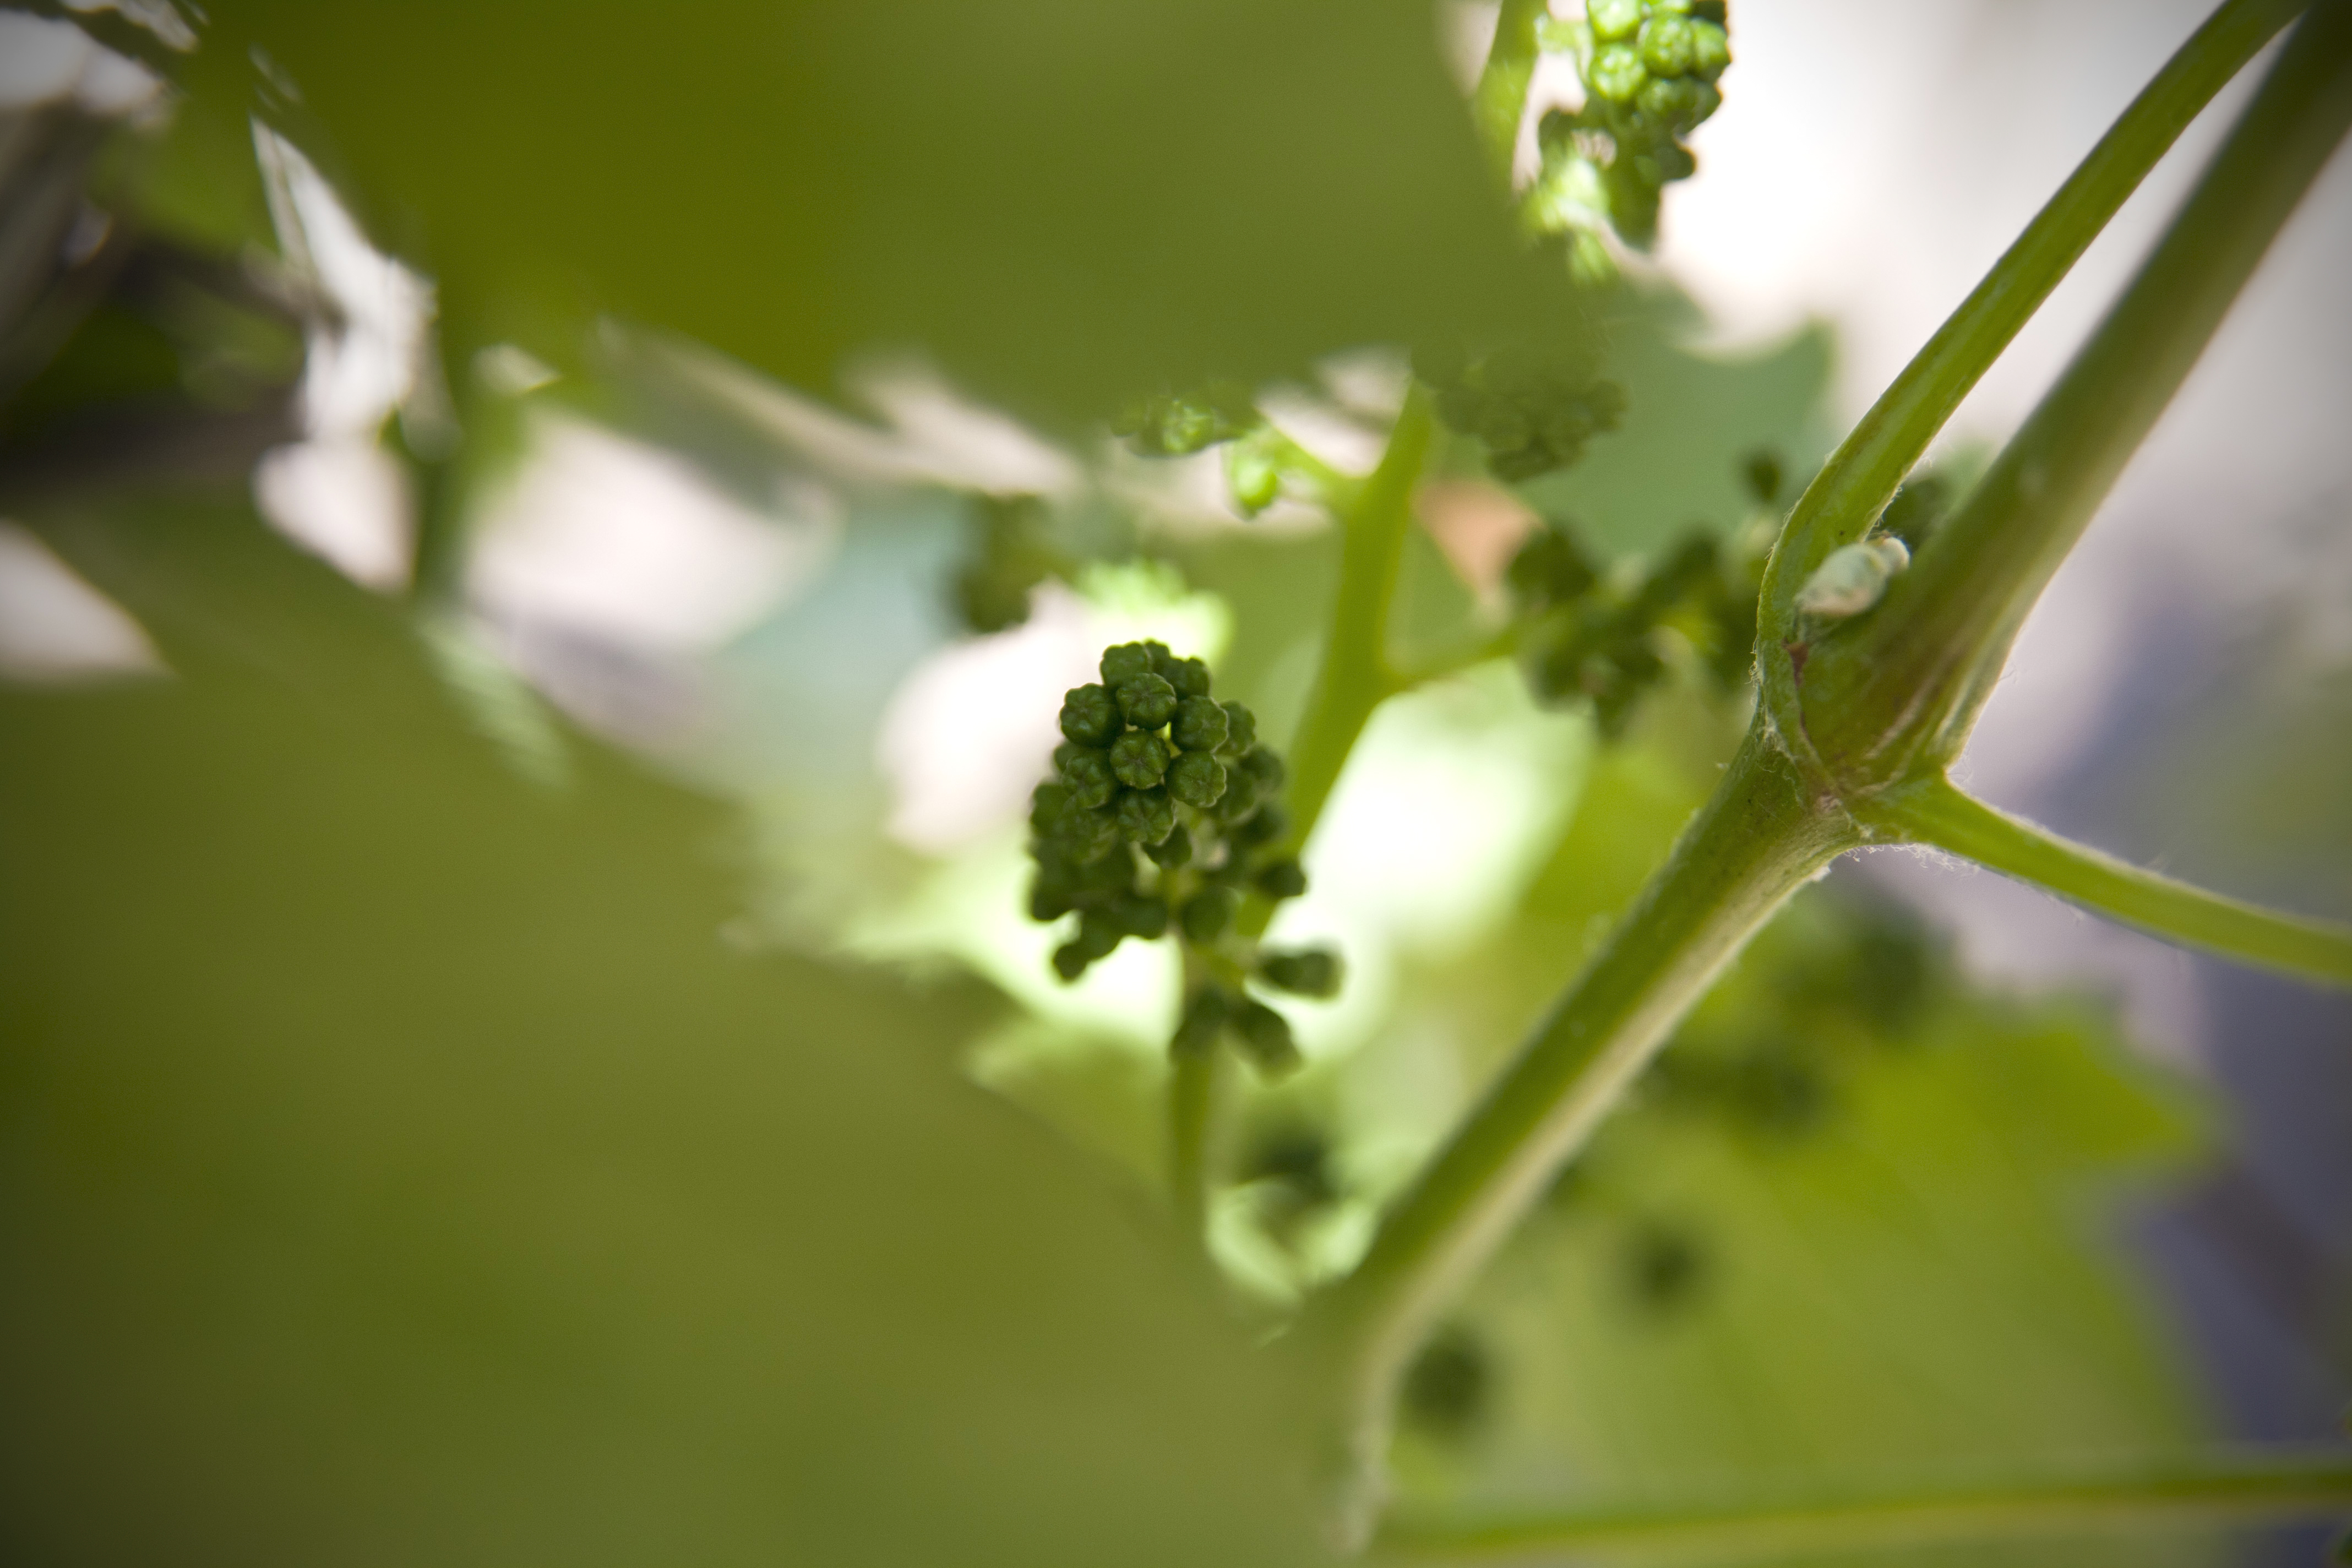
[1538,0,1731,249]
[1028,642,1342,1077]
[952,492,1070,633]
[1109,384,1263,457]
[1415,344,1627,483]
[1508,511,1759,738]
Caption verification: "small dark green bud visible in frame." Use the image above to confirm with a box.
[1260,947,1342,999]
[1233,1001,1302,1079]
[1172,695,1228,752]
[1172,987,1231,1058]
[1058,747,1117,809]
[1052,941,1092,982]
[1109,729,1172,789]
[1638,73,1699,127]
[1109,893,1169,940]
[1507,526,1598,611]
[1742,449,1784,505]
[1100,642,1156,688]
[1213,768,1264,823]
[1144,821,1194,868]
[1030,782,1070,835]
[1179,888,1235,944]
[1689,18,1730,80]
[1637,14,1695,77]
[1059,683,1119,747]
[1588,0,1642,42]
[1115,672,1179,729]
[1115,786,1177,845]
[1161,655,1212,700]
[1078,908,1123,959]
[1218,700,1257,753]
[1238,745,1286,794]
[1590,43,1647,102]
[1028,874,1075,922]
[1166,750,1228,809]
[1256,857,1308,900]
[1058,805,1120,860]
[1231,802,1288,850]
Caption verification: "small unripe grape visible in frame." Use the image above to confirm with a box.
[1238,745,1286,794]
[1260,948,1343,999]
[1059,747,1117,809]
[1743,448,1784,505]
[1228,443,1280,516]
[1167,750,1228,809]
[1231,802,1288,850]
[1110,893,1169,940]
[1109,729,1172,789]
[1171,986,1231,1058]
[1637,15,1694,77]
[1144,821,1194,868]
[1689,19,1730,80]
[1059,683,1119,747]
[1052,941,1092,982]
[1588,0,1643,43]
[1115,786,1177,845]
[1256,857,1308,900]
[1688,79,1722,124]
[1218,701,1257,753]
[1100,642,1157,688]
[1180,888,1235,944]
[1172,695,1229,752]
[1590,43,1647,102]
[1116,672,1179,729]
[1233,1001,1302,1079]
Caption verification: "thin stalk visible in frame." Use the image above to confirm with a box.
[1236,385,1435,941]
[1301,727,1854,1540]
[1378,1450,2352,1564]
[1757,0,2306,761]
[1168,1045,1219,1243]
[1472,0,1550,188]
[1872,778,2352,988]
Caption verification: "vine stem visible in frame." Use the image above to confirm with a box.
[1376,1450,2352,1564]
[1299,731,1854,1546]
[1755,0,2306,765]
[1292,0,2347,1544]
[1472,0,1550,189]
[1869,778,2352,988]
[1234,385,1435,943]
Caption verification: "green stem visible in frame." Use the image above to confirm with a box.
[1801,1,2352,783]
[1472,0,1550,188]
[1377,1450,2352,1564]
[1871,778,2352,988]
[1168,1044,1219,1244]
[1757,0,2306,763]
[1236,385,1435,941]
[1301,727,1854,1542]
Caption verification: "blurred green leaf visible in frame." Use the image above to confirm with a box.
[173,0,1570,422]
[0,501,1321,1566]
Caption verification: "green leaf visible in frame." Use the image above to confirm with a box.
[0,501,1320,1566]
[176,0,1569,420]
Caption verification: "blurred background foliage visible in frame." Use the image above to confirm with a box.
[2,2,2345,1564]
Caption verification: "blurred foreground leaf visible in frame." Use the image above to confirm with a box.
[0,502,1319,1566]
[170,0,1566,420]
